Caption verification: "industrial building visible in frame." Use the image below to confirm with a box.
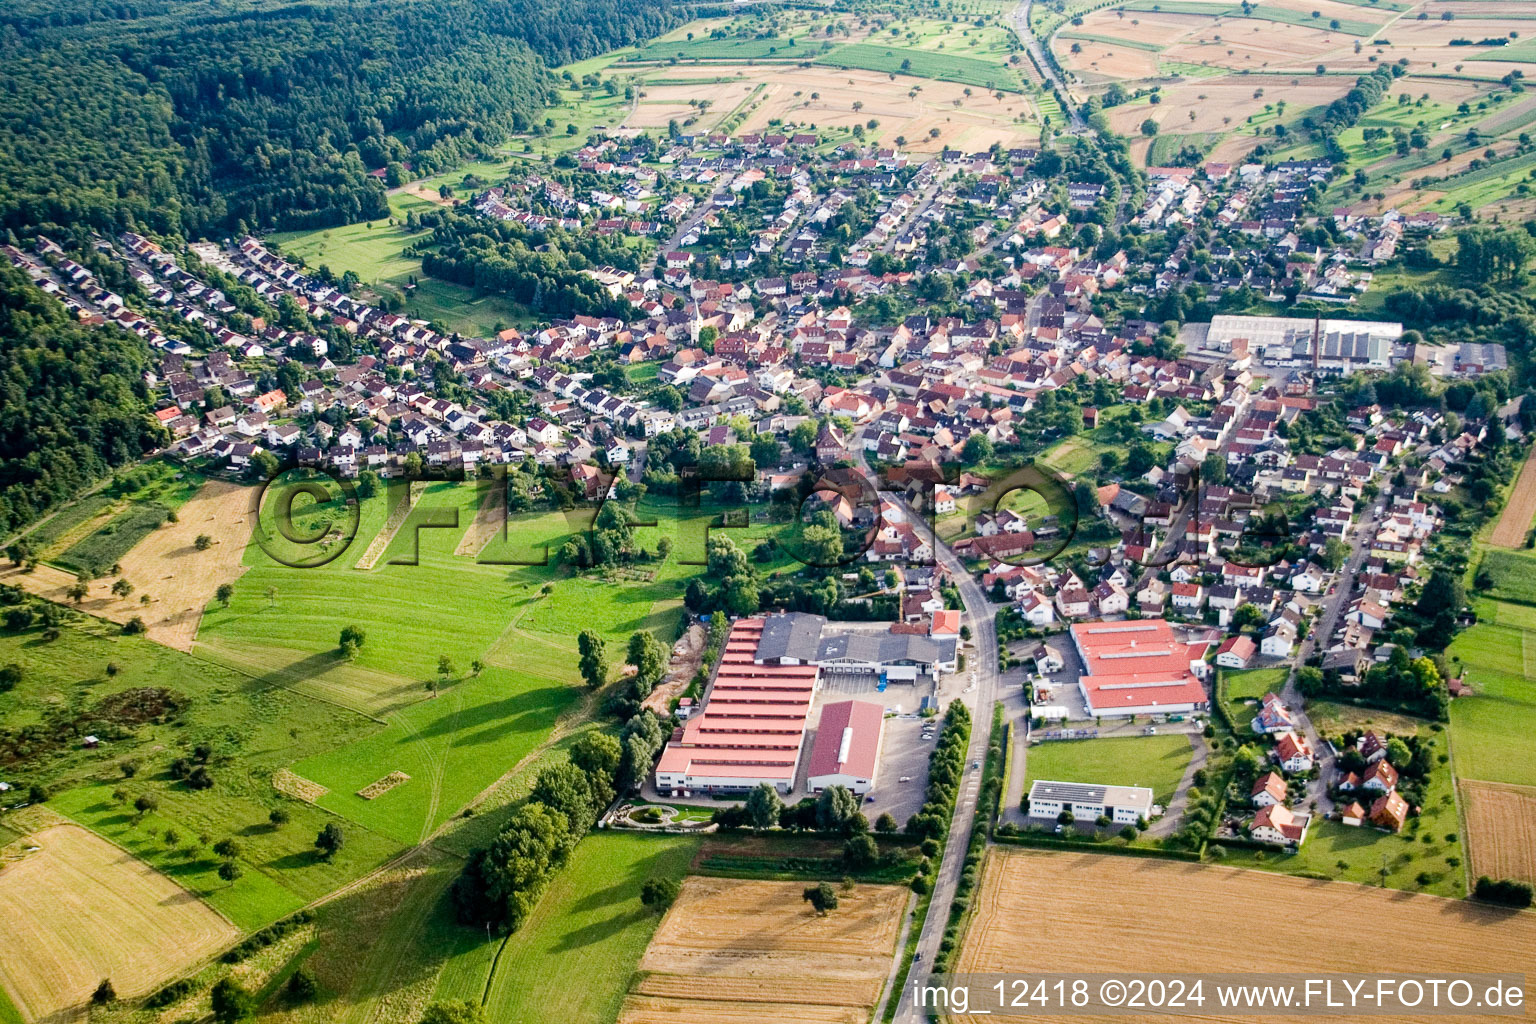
[1069,619,1213,718]
[805,700,885,795]
[1026,780,1154,825]
[654,617,816,795]
[1202,314,1399,374]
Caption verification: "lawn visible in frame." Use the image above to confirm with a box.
[1119,0,1382,33]
[1223,666,1288,701]
[475,832,703,1024]
[0,622,404,932]
[815,44,1024,91]
[1471,37,1536,64]
[1448,620,1536,787]
[1024,734,1193,805]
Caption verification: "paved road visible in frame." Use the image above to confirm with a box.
[886,495,1002,1024]
[641,175,735,275]
[1008,0,1087,133]
[1280,493,1386,815]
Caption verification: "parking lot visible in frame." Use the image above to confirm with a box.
[797,678,935,825]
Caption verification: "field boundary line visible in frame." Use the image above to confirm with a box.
[185,645,392,725]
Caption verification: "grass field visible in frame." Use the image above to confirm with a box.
[1025,735,1192,805]
[1477,548,1536,606]
[0,823,240,1020]
[270,206,536,338]
[632,36,805,61]
[1223,666,1288,701]
[955,848,1536,1022]
[618,875,909,1024]
[1448,619,1536,787]
[477,833,703,1024]
[0,619,408,931]
[815,43,1025,91]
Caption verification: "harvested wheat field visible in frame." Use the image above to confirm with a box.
[0,481,256,650]
[1462,780,1536,886]
[1110,77,1353,134]
[1061,44,1161,82]
[1490,444,1536,548]
[955,848,1536,1023]
[0,824,239,1022]
[629,65,1039,152]
[618,876,909,1024]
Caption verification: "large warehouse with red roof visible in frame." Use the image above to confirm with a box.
[654,617,818,795]
[1069,619,1214,718]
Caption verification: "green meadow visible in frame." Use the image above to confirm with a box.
[473,832,702,1024]
[815,44,1025,91]
[1025,735,1193,805]
[1448,616,1536,788]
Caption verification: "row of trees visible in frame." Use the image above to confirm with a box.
[451,730,623,931]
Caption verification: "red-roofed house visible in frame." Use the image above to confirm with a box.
[1251,771,1287,808]
[1215,634,1256,669]
[1274,731,1314,773]
[1250,803,1308,845]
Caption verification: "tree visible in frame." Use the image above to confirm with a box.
[210,978,253,1023]
[315,822,345,860]
[92,979,116,1004]
[529,762,598,841]
[577,629,608,688]
[745,782,784,830]
[874,811,897,833]
[803,881,838,914]
[111,578,133,599]
[339,624,366,660]
[218,859,243,881]
[1415,569,1464,620]
[626,631,668,694]
[285,967,318,1003]
[435,654,455,694]
[195,534,213,551]
[815,785,861,832]
[270,807,291,828]
[0,663,21,692]
[843,831,878,870]
[420,1001,488,1024]
[67,580,89,603]
[1386,736,1413,770]
[962,433,993,464]
[212,837,242,859]
[640,876,680,911]
[215,582,234,607]
[570,732,622,792]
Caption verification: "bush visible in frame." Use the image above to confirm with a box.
[1474,876,1533,908]
[286,967,318,1003]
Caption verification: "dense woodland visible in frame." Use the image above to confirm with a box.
[0,0,684,238]
[0,266,166,537]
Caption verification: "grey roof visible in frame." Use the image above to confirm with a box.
[755,613,826,662]
[1029,779,1153,810]
[816,631,948,667]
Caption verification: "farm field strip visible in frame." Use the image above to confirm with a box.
[955,849,1536,1023]
[0,824,241,1021]
[617,876,909,1024]
[1460,780,1536,885]
[1488,443,1536,548]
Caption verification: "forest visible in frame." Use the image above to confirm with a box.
[0,0,684,239]
[0,265,166,539]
